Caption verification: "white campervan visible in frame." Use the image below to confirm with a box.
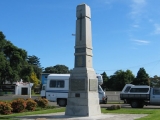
[41,74,107,106]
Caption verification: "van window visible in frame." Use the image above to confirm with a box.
[124,86,131,92]
[50,80,64,88]
[153,88,160,95]
[130,88,149,93]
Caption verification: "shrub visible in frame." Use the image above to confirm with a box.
[34,98,48,108]
[26,98,37,111]
[0,101,12,115]
[11,98,26,113]
[107,105,121,110]
[116,104,121,109]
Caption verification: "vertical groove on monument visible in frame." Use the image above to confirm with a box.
[65,3,101,116]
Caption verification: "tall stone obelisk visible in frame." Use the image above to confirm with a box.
[65,4,101,116]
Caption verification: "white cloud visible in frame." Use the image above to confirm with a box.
[133,0,146,4]
[130,0,146,23]
[101,0,117,5]
[104,0,111,4]
[154,24,160,34]
[132,24,139,28]
[132,39,150,45]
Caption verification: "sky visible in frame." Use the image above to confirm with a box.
[0,0,160,77]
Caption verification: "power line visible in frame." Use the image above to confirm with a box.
[96,59,160,72]
[148,60,160,76]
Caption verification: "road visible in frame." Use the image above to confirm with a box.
[1,95,160,109]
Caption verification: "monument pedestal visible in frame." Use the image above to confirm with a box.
[65,68,101,116]
[65,96,101,116]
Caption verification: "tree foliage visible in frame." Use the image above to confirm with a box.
[43,64,70,74]
[101,72,109,90]
[103,70,135,91]
[27,55,42,79]
[20,65,33,82]
[0,52,10,84]
[30,72,39,87]
[150,76,160,87]
[0,31,41,87]
[1,38,28,84]
[27,55,41,67]
[132,67,150,85]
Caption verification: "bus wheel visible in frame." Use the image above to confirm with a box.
[58,99,66,107]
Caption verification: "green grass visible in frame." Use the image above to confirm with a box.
[0,107,159,120]
[102,108,159,120]
[0,107,65,120]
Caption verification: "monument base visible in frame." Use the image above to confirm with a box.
[65,67,101,116]
[65,92,101,116]
[65,105,101,116]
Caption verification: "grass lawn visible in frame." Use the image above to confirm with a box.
[102,108,159,120]
[0,107,159,120]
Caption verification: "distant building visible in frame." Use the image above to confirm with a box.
[0,80,33,95]
[15,81,33,95]
[41,73,50,84]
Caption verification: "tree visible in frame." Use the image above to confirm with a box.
[20,65,33,82]
[150,76,160,87]
[0,33,22,84]
[27,55,42,79]
[132,67,150,85]
[2,40,28,83]
[0,32,9,84]
[0,31,6,52]
[0,52,11,84]
[101,72,109,90]
[0,31,42,89]
[108,70,135,91]
[125,70,135,83]
[43,64,70,74]
[30,72,39,87]
[27,55,41,67]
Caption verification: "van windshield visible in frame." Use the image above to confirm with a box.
[98,85,103,92]
[124,86,131,92]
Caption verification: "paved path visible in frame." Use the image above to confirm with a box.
[17,112,147,120]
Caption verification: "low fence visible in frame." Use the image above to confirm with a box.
[0,91,15,96]
[105,91,123,102]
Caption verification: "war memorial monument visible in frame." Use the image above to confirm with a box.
[65,3,101,116]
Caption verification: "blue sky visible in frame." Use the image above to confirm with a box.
[1,0,160,77]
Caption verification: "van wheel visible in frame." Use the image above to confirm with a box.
[138,102,144,108]
[131,101,138,108]
[58,99,66,107]
[138,104,144,108]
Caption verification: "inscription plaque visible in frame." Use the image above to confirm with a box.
[75,48,86,53]
[70,79,85,91]
[75,93,80,97]
[89,79,97,91]
[75,55,86,67]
